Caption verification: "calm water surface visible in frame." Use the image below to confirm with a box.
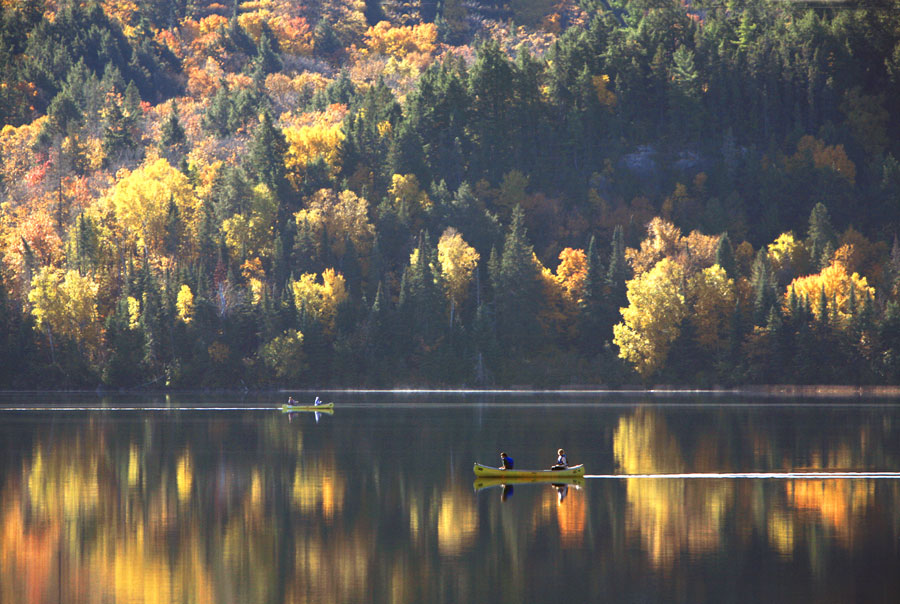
[2,392,900,603]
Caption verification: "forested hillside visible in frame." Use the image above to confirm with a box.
[2,0,900,388]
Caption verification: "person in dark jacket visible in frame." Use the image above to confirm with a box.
[500,451,515,470]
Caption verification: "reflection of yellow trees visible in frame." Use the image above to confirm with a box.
[786,480,873,546]
[614,409,732,569]
[3,438,217,604]
[292,457,345,522]
[91,526,215,604]
[437,486,478,556]
[26,442,101,518]
[289,532,370,604]
[176,450,193,503]
[767,509,796,557]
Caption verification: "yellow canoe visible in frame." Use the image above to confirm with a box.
[473,462,585,478]
[281,403,334,413]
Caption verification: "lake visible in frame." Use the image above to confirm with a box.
[2,391,900,603]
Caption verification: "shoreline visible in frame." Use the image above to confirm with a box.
[1,385,900,397]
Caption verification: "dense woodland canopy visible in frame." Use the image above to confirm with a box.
[2,0,900,388]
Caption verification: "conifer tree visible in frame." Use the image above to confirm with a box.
[715,232,736,278]
[807,202,836,269]
[490,206,540,356]
[159,100,186,158]
[578,234,605,354]
[750,248,777,326]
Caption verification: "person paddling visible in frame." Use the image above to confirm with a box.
[500,451,515,470]
[551,448,568,470]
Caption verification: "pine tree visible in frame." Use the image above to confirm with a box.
[491,206,540,356]
[254,22,282,75]
[164,196,182,259]
[715,232,736,278]
[159,100,186,157]
[246,111,291,213]
[807,202,836,269]
[750,248,777,326]
[578,234,605,354]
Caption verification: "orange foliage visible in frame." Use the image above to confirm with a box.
[2,205,64,291]
[556,247,588,302]
[787,135,856,185]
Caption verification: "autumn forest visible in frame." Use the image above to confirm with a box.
[2,0,900,388]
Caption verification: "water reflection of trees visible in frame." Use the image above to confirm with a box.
[1,410,588,604]
[3,404,900,602]
[612,407,900,570]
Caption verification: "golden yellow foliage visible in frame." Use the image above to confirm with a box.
[176,285,194,323]
[294,188,375,259]
[613,258,687,377]
[785,259,874,323]
[362,21,437,59]
[107,157,198,256]
[284,121,345,185]
[28,267,101,360]
[292,269,349,334]
[126,295,140,329]
[222,184,278,263]
[766,231,811,284]
[626,217,683,275]
[538,258,577,341]
[389,173,432,220]
[436,228,480,317]
[688,264,736,352]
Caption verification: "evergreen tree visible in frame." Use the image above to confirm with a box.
[203,82,235,137]
[578,234,605,354]
[715,232,736,278]
[246,111,291,214]
[254,22,282,75]
[163,196,182,258]
[159,100,186,158]
[490,206,540,357]
[807,202,836,269]
[467,40,515,182]
[750,248,777,326]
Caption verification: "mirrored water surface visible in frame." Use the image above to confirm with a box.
[2,392,900,603]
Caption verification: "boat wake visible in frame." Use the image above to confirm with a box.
[585,472,900,479]
[0,406,275,411]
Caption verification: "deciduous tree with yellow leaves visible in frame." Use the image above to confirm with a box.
[107,157,198,258]
[291,268,348,335]
[436,227,479,327]
[785,258,874,325]
[613,258,687,377]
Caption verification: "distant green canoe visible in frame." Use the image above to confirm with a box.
[281,403,334,413]
[473,462,585,478]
